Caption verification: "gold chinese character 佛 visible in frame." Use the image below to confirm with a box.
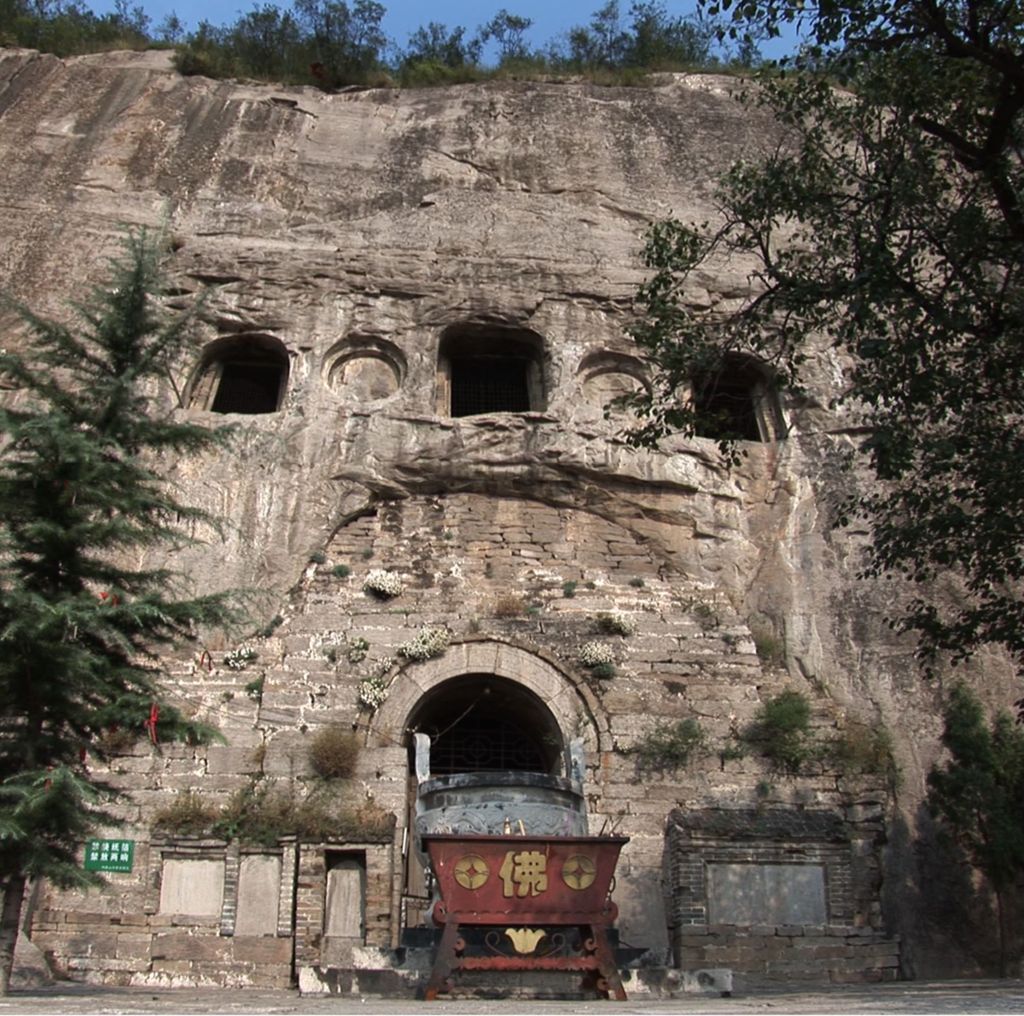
[499,850,548,898]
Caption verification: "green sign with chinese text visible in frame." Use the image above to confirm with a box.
[84,839,134,872]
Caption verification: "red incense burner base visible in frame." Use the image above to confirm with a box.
[422,834,629,1001]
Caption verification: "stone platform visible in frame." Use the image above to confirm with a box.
[2,979,1023,1014]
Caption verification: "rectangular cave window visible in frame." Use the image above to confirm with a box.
[449,356,531,416]
[694,380,763,442]
[210,361,285,414]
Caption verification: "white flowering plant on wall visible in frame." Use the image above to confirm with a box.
[578,641,615,667]
[358,674,389,710]
[578,640,617,679]
[363,569,403,599]
[398,626,450,662]
[224,646,258,670]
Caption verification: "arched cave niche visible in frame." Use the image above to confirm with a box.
[405,673,563,777]
[692,352,786,442]
[437,323,547,417]
[188,334,290,415]
[577,351,650,417]
[324,336,405,403]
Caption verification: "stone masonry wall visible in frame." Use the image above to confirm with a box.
[676,927,901,987]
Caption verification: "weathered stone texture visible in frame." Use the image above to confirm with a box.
[2,46,1020,988]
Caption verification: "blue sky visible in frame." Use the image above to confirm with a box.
[87,0,799,62]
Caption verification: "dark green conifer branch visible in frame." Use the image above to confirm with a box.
[0,230,241,992]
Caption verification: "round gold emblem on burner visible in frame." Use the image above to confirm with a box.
[562,854,597,890]
[453,854,489,890]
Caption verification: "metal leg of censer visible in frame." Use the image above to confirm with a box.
[424,921,462,1001]
[585,923,627,1001]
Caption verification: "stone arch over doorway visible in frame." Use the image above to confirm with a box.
[367,639,611,934]
[367,638,612,768]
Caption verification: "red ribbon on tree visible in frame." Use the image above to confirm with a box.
[144,703,160,745]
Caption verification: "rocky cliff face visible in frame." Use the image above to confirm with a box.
[0,47,1018,984]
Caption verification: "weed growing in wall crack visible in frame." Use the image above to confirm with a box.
[633,718,706,774]
[308,725,360,780]
[828,720,899,785]
[594,612,637,636]
[750,625,785,666]
[347,637,370,664]
[740,690,816,774]
[258,615,283,638]
[492,594,528,618]
[152,792,220,836]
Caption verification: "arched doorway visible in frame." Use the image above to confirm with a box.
[406,673,563,776]
[397,671,577,934]
[366,639,611,937]
[400,675,569,931]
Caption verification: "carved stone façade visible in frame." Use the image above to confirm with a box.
[0,45,1016,991]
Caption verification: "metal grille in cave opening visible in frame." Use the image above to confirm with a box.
[449,357,531,416]
[409,675,561,775]
[211,361,285,414]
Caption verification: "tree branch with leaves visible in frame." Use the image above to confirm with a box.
[628,0,1024,692]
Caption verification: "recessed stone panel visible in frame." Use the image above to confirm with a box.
[329,353,400,402]
[582,368,646,408]
[235,855,282,936]
[707,862,827,926]
[324,857,365,938]
[325,338,405,403]
[158,858,225,917]
[577,353,649,420]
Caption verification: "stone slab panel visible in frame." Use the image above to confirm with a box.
[707,863,827,926]
[234,855,283,936]
[158,859,225,917]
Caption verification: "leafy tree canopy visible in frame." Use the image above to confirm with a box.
[0,232,240,989]
[561,1,718,72]
[627,0,1024,691]
[0,0,151,55]
[479,7,533,63]
[927,683,1024,972]
[1,0,758,87]
[400,21,482,71]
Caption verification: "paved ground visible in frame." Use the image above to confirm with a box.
[0,980,1021,1015]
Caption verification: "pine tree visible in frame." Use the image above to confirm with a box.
[927,684,1024,976]
[0,232,240,992]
